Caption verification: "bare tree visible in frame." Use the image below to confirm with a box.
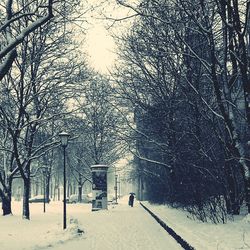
[75,74,123,165]
[0,0,54,80]
[0,1,88,217]
[112,0,250,220]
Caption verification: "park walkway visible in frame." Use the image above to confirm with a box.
[52,196,183,250]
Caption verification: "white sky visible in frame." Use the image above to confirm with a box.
[83,0,134,73]
[86,23,117,73]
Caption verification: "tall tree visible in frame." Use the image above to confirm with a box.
[0,0,88,217]
[76,74,122,165]
[113,0,250,220]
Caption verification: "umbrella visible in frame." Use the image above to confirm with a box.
[129,192,135,195]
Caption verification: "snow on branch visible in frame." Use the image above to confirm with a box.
[0,13,37,33]
[129,146,172,169]
[0,11,54,59]
[0,0,54,80]
[0,49,17,80]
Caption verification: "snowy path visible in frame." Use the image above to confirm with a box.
[1,198,250,250]
[52,197,183,250]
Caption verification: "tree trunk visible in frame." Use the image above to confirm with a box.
[78,184,82,203]
[78,174,83,202]
[57,186,60,201]
[1,190,12,216]
[223,156,243,215]
[0,172,14,216]
[46,175,50,203]
[35,180,39,196]
[246,175,250,213]
[22,178,30,219]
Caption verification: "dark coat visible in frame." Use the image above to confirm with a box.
[129,194,134,206]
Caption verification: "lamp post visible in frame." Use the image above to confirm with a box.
[114,174,118,204]
[118,174,121,199]
[43,168,46,213]
[58,131,70,230]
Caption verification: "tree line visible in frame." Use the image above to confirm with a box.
[0,0,121,219]
[2,0,250,224]
[113,0,250,223]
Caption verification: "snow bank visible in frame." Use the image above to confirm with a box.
[142,201,250,250]
[0,202,86,250]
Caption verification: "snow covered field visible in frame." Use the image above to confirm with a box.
[0,197,250,250]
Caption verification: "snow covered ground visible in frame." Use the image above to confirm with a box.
[0,197,181,250]
[143,201,250,250]
[0,197,250,250]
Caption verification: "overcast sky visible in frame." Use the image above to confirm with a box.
[86,22,116,73]
[83,1,133,73]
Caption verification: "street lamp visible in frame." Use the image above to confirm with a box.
[118,174,121,199]
[42,168,47,213]
[114,174,118,204]
[58,131,70,230]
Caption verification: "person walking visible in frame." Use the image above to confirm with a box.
[128,193,135,207]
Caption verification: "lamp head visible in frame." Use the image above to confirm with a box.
[58,131,70,147]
